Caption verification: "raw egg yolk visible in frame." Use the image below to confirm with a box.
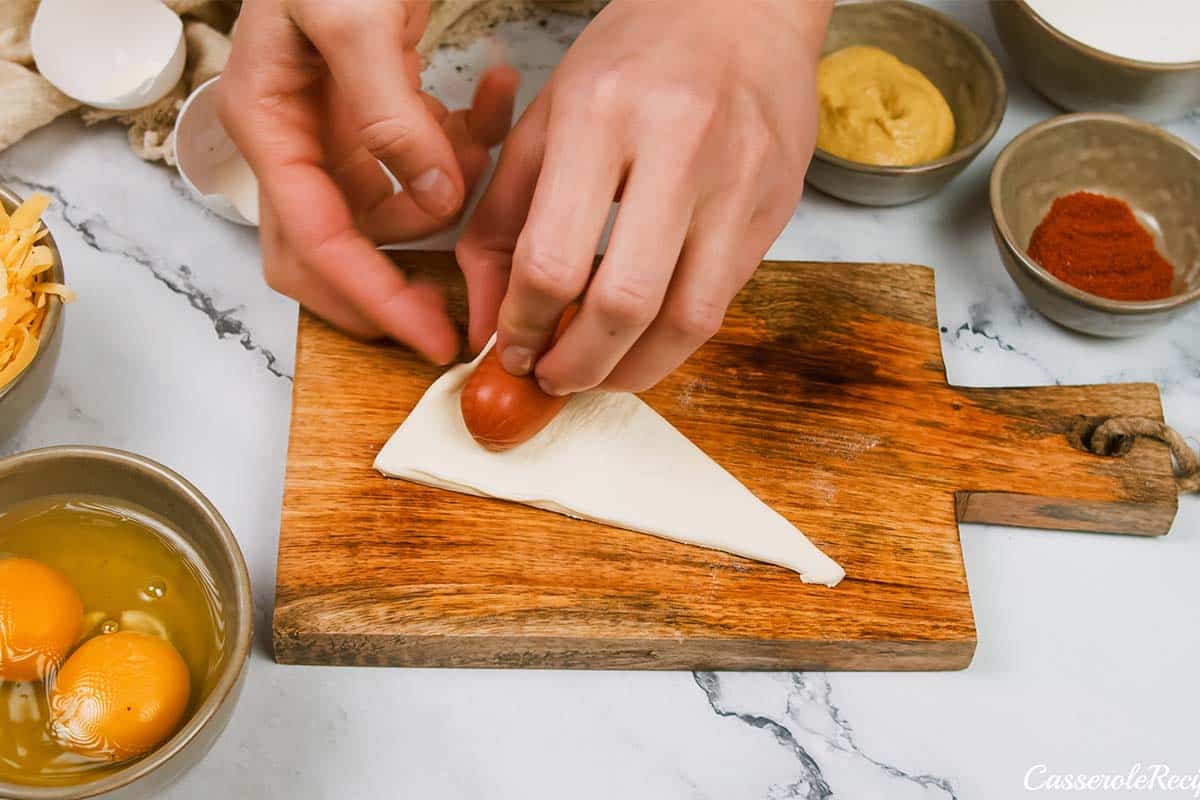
[50,631,191,761]
[0,557,84,682]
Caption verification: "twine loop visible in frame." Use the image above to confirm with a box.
[1088,417,1200,493]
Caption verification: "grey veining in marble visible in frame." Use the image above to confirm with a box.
[0,2,1196,798]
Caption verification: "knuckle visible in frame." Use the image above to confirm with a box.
[557,67,627,122]
[297,0,362,45]
[340,318,384,341]
[213,81,240,129]
[587,68,626,110]
[394,1,411,27]
[655,84,718,130]
[602,365,661,394]
[516,246,582,304]
[454,237,485,271]
[679,93,720,131]
[665,296,725,342]
[622,375,660,394]
[544,360,606,393]
[455,237,509,279]
[740,116,774,166]
[358,117,420,162]
[592,280,658,329]
[261,264,293,296]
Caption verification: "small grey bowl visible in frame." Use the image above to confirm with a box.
[805,0,1007,206]
[991,1,1200,123]
[0,446,253,800]
[990,113,1200,338]
[0,184,65,444]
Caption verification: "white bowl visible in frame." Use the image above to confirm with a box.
[174,76,260,227]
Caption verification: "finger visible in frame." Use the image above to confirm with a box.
[401,1,430,46]
[253,137,457,361]
[329,144,394,226]
[405,49,422,89]
[601,197,763,393]
[421,92,450,123]
[360,74,516,243]
[360,192,458,243]
[466,65,520,147]
[291,1,464,220]
[494,104,625,376]
[534,161,693,395]
[259,198,384,339]
[322,86,398,219]
[456,99,549,354]
[220,3,455,359]
[444,113,498,191]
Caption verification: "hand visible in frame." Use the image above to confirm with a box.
[219,0,517,363]
[456,0,831,393]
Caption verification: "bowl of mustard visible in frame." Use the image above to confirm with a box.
[806,0,1007,206]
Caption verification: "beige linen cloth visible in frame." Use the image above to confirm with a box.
[0,0,603,163]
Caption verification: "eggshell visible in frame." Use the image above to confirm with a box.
[31,0,185,111]
[174,76,260,227]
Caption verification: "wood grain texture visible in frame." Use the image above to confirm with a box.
[274,254,1178,670]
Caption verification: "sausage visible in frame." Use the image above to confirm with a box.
[460,307,578,451]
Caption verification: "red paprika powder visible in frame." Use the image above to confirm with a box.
[1026,191,1174,302]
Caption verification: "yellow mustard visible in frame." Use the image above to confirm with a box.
[816,46,955,167]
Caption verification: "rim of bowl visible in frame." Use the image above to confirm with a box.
[0,183,65,404]
[812,0,1008,176]
[0,446,253,800]
[1016,0,1200,72]
[989,112,1200,316]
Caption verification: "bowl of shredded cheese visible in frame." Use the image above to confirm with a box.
[0,184,74,442]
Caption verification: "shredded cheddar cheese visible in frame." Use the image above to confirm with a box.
[0,193,74,390]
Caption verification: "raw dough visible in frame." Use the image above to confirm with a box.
[374,341,845,586]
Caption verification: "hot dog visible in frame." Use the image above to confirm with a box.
[460,306,578,451]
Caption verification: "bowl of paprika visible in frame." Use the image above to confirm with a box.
[989,113,1200,338]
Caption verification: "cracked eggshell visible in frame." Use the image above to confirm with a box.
[31,0,185,111]
[174,76,260,227]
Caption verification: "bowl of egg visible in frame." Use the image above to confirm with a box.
[991,0,1200,123]
[805,0,1007,206]
[0,446,252,798]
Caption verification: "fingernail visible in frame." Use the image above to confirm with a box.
[501,345,533,375]
[538,377,566,397]
[410,168,458,217]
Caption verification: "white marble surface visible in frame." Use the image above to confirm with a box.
[3,3,1199,798]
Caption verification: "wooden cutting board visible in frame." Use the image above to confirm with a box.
[273,253,1177,670]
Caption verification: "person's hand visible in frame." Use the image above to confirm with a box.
[219,0,517,363]
[456,0,831,393]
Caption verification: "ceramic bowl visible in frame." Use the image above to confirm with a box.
[991,1,1200,123]
[805,0,1007,206]
[174,76,259,227]
[0,184,66,444]
[0,446,253,800]
[990,113,1200,338]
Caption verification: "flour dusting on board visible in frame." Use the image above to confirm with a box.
[676,377,710,410]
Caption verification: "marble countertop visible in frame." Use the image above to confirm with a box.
[2,3,1197,798]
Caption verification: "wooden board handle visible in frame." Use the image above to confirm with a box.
[950,384,1178,535]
